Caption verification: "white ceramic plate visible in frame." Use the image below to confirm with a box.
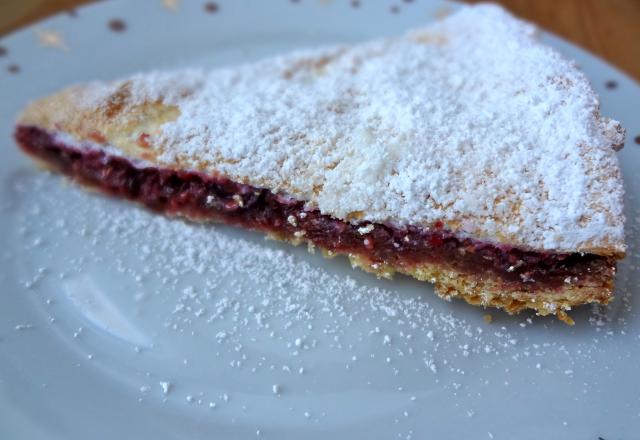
[1,1,639,438]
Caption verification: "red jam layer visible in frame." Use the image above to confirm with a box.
[16,126,615,291]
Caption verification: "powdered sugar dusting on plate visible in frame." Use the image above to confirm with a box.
[9,170,638,430]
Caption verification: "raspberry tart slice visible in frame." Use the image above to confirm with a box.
[15,4,626,323]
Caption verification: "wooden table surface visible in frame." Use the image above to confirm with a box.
[1,0,639,81]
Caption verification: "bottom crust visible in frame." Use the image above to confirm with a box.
[348,255,610,325]
[271,235,611,325]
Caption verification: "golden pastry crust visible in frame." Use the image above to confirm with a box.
[225,225,612,324]
[347,255,610,325]
[18,83,179,165]
[273,235,610,325]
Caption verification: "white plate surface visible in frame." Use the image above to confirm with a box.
[1,1,639,439]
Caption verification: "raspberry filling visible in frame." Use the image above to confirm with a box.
[16,125,615,291]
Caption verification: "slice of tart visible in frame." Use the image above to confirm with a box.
[15,4,626,323]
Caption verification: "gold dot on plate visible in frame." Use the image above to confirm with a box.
[162,0,180,10]
[434,6,452,20]
[204,2,219,13]
[35,29,69,51]
[108,19,127,32]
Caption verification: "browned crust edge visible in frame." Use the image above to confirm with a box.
[265,233,614,326]
[347,254,613,325]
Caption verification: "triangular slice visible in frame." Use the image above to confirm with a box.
[15,4,626,323]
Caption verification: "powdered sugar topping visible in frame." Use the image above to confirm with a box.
[57,4,627,252]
